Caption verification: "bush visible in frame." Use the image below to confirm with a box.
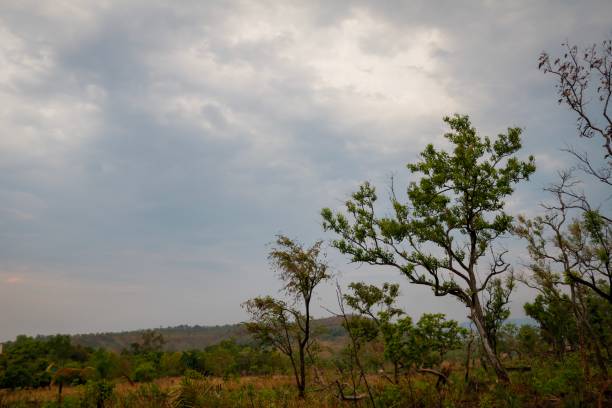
[82,380,115,408]
[531,357,583,397]
[0,365,33,389]
[133,362,157,383]
[170,374,212,408]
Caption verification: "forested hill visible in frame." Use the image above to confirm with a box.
[65,317,535,352]
[70,316,347,352]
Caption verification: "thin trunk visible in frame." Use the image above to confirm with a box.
[575,287,609,379]
[466,224,509,383]
[298,298,310,398]
[471,302,510,383]
[570,283,591,380]
[393,361,399,385]
[336,285,376,408]
[288,354,301,397]
[57,382,63,405]
[298,347,306,398]
[464,333,473,383]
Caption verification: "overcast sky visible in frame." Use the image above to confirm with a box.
[1,1,610,341]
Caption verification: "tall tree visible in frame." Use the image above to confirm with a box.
[528,40,612,304]
[539,40,612,168]
[243,235,330,398]
[513,39,612,379]
[322,115,535,382]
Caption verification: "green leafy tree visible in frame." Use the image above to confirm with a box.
[413,313,466,367]
[243,235,331,398]
[585,291,612,359]
[523,291,578,357]
[344,282,408,383]
[322,115,535,382]
[516,253,612,378]
[344,282,466,383]
[483,276,515,353]
[516,324,544,359]
[90,349,120,379]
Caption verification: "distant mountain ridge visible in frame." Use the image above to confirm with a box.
[70,317,347,352]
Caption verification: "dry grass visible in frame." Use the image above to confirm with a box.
[0,375,321,406]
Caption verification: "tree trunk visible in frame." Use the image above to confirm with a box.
[470,303,510,383]
[57,382,63,405]
[287,353,302,399]
[570,283,591,380]
[393,361,399,385]
[298,345,306,398]
[464,333,473,383]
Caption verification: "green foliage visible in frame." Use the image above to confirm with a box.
[90,349,121,380]
[180,351,205,374]
[0,365,34,390]
[529,355,585,399]
[516,324,543,358]
[323,115,534,382]
[343,281,466,376]
[267,235,330,302]
[243,235,331,397]
[159,352,183,377]
[242,296,299,358]
[515,203,612,305]
[379,316,416,368]
[483,276,515,353]
[121,383,170,408]
[133,362,157,383]
[0,335,91,389]
[322,114,535,304]
[586,291,612,355]
[200,339,283,378]
[344,282,403,322]
[524,292,578,356]
[414,313,467,366]
[170,371,212,408]
[82,380,115,408]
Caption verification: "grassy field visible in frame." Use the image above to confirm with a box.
[1,367,610,408]
[0,374,351,407]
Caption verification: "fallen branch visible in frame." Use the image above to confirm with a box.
[417,367,450,389]
[417,368,448,382]
[335,380,367,402]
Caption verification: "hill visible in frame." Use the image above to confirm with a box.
[71,316,347,352]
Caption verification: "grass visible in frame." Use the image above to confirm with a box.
[1,363,610,408]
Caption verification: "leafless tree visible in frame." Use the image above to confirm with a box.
[539,40,612,170]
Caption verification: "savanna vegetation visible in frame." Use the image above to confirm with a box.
[1,40,611,407]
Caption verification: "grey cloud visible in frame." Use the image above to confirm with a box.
[0,0,610,340]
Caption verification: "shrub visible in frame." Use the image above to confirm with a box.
[133,362,157,383]
[82,380,115,408]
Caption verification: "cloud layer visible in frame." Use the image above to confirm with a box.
[1,0,611,340]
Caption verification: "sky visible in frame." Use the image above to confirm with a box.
[1,0,611,341]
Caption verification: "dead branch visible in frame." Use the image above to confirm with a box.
[335,380,367,402]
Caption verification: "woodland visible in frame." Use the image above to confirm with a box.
[1,40,611,408]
